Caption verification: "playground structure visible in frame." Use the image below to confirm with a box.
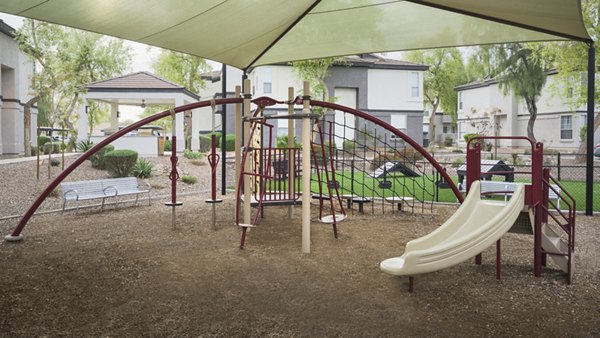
[4,80,576,290]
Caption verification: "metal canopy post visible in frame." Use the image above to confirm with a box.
[221,64,227,196]
[586,43,595,216]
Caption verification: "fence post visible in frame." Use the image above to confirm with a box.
[557,152,561,181]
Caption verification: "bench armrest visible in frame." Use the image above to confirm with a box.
[139,181,152,192]
[63,189,79,200]
[103,185,118,196]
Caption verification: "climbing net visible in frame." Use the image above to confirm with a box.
[308,107,444,216]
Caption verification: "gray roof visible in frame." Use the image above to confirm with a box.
[87,71,199,99]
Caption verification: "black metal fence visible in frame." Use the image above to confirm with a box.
[430,151,600,212]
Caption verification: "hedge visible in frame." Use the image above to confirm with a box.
[90,145,115,169]
[104,149,138,177]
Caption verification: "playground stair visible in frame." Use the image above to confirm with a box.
[540,223,570,273]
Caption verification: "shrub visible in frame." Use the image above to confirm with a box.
[132,158,154,178]
[163,139,172,152]
[76,140,94,152]
[370,148,424,170]
[181,175,197,184]
[463,133,479,144]
[224,134,236,151]
[43,142,60,154]
[183,149,204,160]
[38,135,51,147]
[342,140,356,153]
[31,145,38,155]
[50,158,61,167]
[444,137,453,147]
[451,149,463,153]
[451,158,465,168]
[89,145,115,169]
[104,149,138,177]
[276,135,301,148]
[199,135,212,152]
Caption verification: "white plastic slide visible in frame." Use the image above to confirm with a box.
[380,180,525,276]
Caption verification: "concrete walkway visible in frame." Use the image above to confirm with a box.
[0,153,79,165]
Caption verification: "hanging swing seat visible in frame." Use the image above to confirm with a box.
[320,214,347,224]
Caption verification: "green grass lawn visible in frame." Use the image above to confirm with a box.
[267,171,599,212]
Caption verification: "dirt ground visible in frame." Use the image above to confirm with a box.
[1,192,599,337]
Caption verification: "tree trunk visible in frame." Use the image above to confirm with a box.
[23,95,41,157]
[428,100,439,147]
[575,112,600,163]
[525,98,537,143]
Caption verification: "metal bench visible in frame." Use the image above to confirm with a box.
[459,180,561,208]
[61,177,152,212]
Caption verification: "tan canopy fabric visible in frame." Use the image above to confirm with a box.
[0,0,592,70]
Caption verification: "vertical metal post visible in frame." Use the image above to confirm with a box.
[221,64,227,195]
[288,86,295,219]
[585,44,595,216]
[243,79,252,225]
[557,152,561,181]
[302,81,311,254]
[234,85,242,187]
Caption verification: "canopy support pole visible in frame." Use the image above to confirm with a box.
[586,43,595,216]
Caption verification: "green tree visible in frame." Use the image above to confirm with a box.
[290,57,346,102]
[487,43,549,142]
[152,50,210,94]
[540,0,600,157]
[406,48,467,146]
[16,19,131,153]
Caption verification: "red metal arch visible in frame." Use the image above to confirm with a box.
[7,98,242,239]
[310,99,464,203]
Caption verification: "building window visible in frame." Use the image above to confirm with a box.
[411,72,419,97]
[458,91,463,110]
[560,115,573,140]
[264,82,272,94]
[390,113,407,136]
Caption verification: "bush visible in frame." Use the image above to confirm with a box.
[343,140,356,153]
[31,145,38,155]
[370,148,424,170]
[163,139,172,152]
[104,149,138,177]
[463,133,479,144]
[89,145,115,169]
[181,175,197,184]
[77,140,94,152]
[276,135,301,148]
[50,158,61,167]
[199,135,212,152]
[451,149,463,153]
[223,134,236,151]
[132,158,154,178]
[444,137,453,147]
[451,158,465,168]
[43,142,60,154]
[38,135,51,147]
[183,149,204,160]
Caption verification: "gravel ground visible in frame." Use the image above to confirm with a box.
[0,153,599,336]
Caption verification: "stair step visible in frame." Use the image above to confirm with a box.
[320,214,347,224]
[541,224,569,273]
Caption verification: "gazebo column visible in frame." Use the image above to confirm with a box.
[175,97,185,152]
[191,107,200,151]
[77,99,89,141]
[107,102,119,134]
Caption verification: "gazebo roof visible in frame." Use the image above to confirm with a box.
[87,71,199,100]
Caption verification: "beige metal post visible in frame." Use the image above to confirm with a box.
[301,81,311,253]
[234,85,242,185]
[288,86,295,219]
[243,79,252,225]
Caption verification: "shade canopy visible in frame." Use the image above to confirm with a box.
[0,0,592,70]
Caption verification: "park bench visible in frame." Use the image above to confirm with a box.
[459,180,561,208]
[61,177,152,212]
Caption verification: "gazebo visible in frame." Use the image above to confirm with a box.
[78,72,201,156]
